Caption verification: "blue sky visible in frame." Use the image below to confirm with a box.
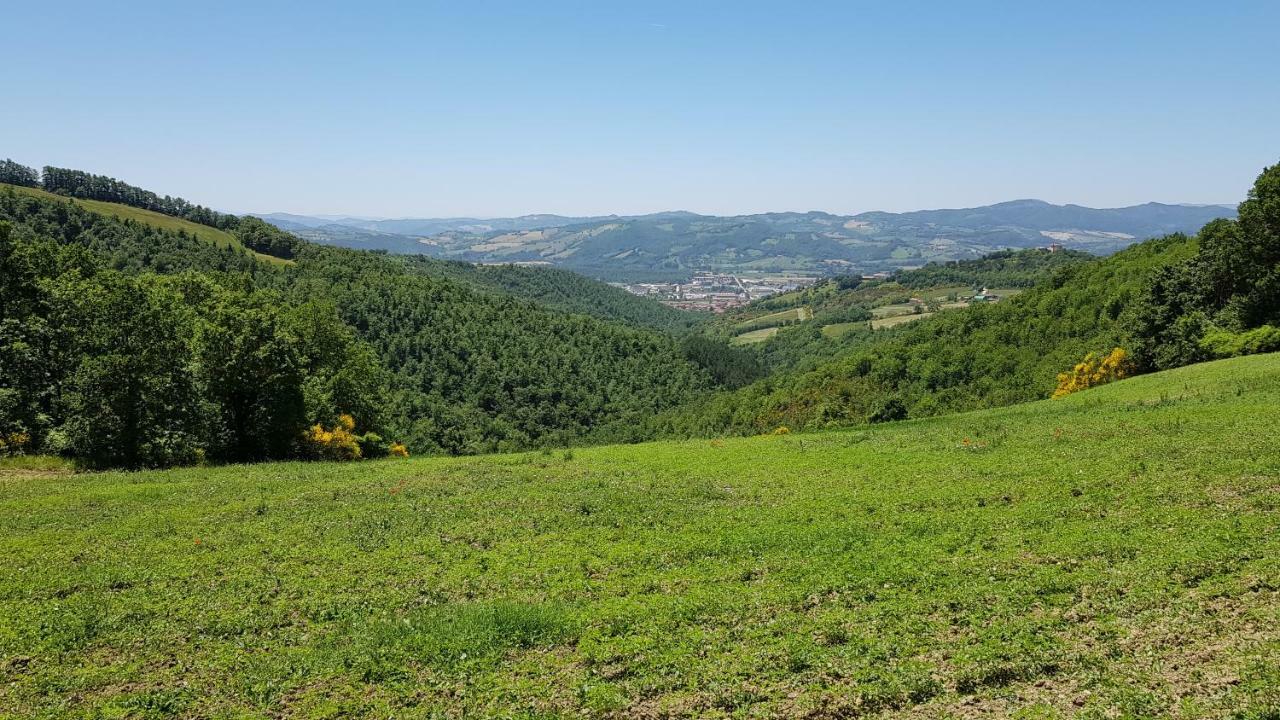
[6,1,1278,217]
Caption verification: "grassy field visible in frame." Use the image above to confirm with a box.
[2,184,291,266]
[871,303,919,319]
[820,321,863,338]
[871,311,934,329]
[729,326,780,345]
[3,355,1280,718]
[733,307,810,334]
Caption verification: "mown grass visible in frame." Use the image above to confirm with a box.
[1,184,292,266]
[3,355,1280,717]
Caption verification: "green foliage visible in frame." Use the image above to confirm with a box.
[1126,162,1280,370]
[41,165,241,231]
[680,334,765,389]
[50,273,205,468]
[0,211,388,466]
[0,176,711,464]
[0,158,39,187]
[232,215,302,259]
[194,292,309,462]
[659,235,1195,436]
[1200,324,1280,358]
[404,257,703,333]
[0,184,268,274]
[895,248,1093,289]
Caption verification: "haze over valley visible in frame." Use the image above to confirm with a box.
[259,199,1233,281]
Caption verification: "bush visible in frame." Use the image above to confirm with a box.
[868,398,908,423]
[1052,348,1131,398]
[1200,324,1280,358]
[305,414,362,460]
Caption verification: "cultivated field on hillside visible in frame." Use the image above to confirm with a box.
[2,356,1279,717]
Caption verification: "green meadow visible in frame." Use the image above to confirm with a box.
[2,354,1279,718]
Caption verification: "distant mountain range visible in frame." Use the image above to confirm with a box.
[256,200,1234,281]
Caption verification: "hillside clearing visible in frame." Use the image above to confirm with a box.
[820,321,862,338]
[2,355,1279,717]
[733,306,810,333]
[1,183,291,266]
[872,311,934,329]
[730,326,780,344]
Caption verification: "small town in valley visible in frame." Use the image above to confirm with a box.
[619,272,821,312]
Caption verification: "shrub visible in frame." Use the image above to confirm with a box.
[1052,347,1132,398]
[305,414,362,460]
[0,431,30,456]
[868,398,908,423]
[356,431,390,459]
[1200,324,1280,358]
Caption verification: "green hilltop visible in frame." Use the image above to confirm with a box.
[0,182,292,266]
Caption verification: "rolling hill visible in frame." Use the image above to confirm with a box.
[0,168,713,461]
[3,353,1277,717]
[1,183,291,265]
[263,202,1233,281]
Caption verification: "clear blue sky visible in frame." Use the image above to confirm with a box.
[6,1,1277,217]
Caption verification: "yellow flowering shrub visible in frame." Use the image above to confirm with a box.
[771,426,791,435]
[305,414,362,460]
[0,432,31,456]
[389,442,409,458]
[1052,347,1132,398]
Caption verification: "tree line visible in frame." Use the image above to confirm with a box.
[2,160,302,259]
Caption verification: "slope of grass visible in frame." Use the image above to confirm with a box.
[2,355,1279,717]
[733,306,810,333]
[729,326,780,345]
[1,184,291,265]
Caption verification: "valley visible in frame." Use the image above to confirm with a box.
[261,201,1233,282]
[4,4,1277,718]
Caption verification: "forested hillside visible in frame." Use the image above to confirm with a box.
[0,166,714,467]
[655,235,1196,436]
[894,247,1094,288]
[656,161,1280,437]
[400,258,703,333]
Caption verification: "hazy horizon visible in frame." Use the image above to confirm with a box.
[251,197,1240,224]
[6,1,1276,217]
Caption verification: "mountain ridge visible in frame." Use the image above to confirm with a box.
[259,199,1234,281]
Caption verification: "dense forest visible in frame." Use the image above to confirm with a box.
[894,247,1094,288]
[401,258,703,334]
[0,167,718,466]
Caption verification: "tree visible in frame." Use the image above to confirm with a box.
[1126,161,1280,369]
[0,160,39,187]
[195,295,306,462]
[52,274,204,468]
